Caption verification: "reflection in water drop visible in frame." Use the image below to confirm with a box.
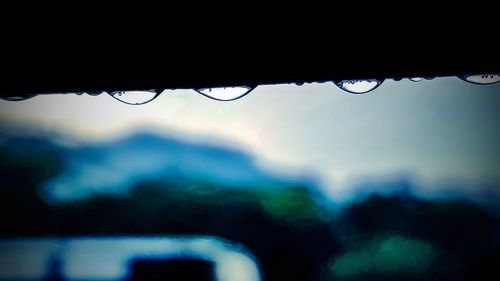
[459,74,500,85]
[1,95,36,101]
[109,90,160,105]
[409,77,423,82]
[195,87,254,101]
[335,79,383,94]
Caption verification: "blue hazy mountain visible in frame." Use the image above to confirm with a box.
[18,132,315,201]
[1,127,498,207]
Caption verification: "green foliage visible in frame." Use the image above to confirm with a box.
[257,188,324,221]
[0,138,63,186]
[330,236,436,279]
[0,138,63,234]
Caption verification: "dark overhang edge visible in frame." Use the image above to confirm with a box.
[1,62,499,97]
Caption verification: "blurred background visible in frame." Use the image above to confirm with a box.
[1,77,499,281]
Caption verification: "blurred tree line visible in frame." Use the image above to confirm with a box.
[1,137,499,281]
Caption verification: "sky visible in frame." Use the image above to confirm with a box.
[1,77,499,201]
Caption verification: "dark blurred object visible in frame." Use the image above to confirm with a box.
[127,258,215,281]
[44,257,63,281]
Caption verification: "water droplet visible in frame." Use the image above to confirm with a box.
[409,77,423,82]
[335,79,383,94]
[1,95,36,101]
[459,74,500,85]
[109,90,159,105]
[194,86,254,101]
[86,91,104,96]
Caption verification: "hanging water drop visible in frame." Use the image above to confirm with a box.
[194,86,254,101]
[86,91,104,96]
[409,77,423,82]
[335,79,383,94]
[459,74,500,85]
[109,90,160,105]
[1,95,36,101]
